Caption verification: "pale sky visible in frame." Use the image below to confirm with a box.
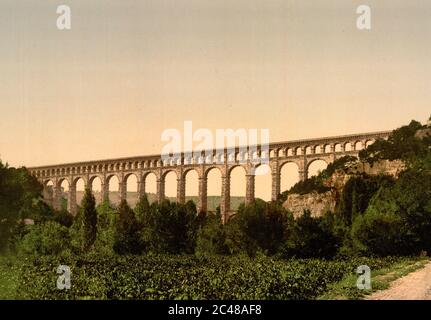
[0,0,430,201]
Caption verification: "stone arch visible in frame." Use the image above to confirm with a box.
[229,165,247,210]
[204,166,223,178]
[143,171,158,202]
[43,178,55,187]
[184,168,200,203]
[206,167,223,212]
[355,140,363,150]
[306,158,329,178]
[72,176,87,189]
[344,141,352,152]
[365,139,375,148]
[162,169,178,200]
[279,161,299,193]
[89,175,103,204]
[105,174,120,205]
[124,173,139,206]
[254,163,271,201]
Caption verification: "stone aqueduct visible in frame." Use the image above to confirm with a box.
[28,131,390,222]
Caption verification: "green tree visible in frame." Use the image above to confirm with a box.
[224,200,293,256]
[0,161,44,252]
[113,200,143,254]
[195,212,228,256]
[17,221,70,255]
[282,210,339,259]
[81,187,97,252]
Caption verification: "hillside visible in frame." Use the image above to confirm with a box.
[71,191,246,211]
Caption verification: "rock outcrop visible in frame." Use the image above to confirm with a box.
[283,190,337,218]
[283,159,405,218]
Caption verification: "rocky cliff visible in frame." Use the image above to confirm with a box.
[283,159,405,218]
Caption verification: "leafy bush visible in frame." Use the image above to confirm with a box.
[337,174,395,227]
[351,169,431,256]
[137,199,201,254]
[0,161,44,252]
[224,200,293,256]
[81,188,97,252]
[14,254,402,300]
[17,221,70,255]
[195,212,228,256]
[113,200,144,254]
[359,120,429,164]
[282,211,340,259]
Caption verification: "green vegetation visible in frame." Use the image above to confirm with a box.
[321,256,428,300]
[8,254,403,300]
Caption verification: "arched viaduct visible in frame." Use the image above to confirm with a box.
[28,130,390,222]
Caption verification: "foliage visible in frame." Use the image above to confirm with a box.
[17,221,70,256]
[282,211,340,259]
[0,161,44,252]
[224,200,293,256]
[13,254,402,300]
[113,200,144,254]
[351,169,431,256]
[337,174,395,227]
[137,199,201,254]
[81,188,97,252]
[195,212,228,256]
[359,120,429,164]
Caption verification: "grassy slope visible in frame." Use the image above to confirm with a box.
[0,256,21,300]
[319,257,429,300]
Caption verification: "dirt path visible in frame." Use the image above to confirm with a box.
[367,261,431,300]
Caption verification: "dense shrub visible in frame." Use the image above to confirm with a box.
[351,169,431,256]
[14,254,402,300]
[337,174,395,227]
[0,161,44,252]
[224,200,293,256]
[113,200,144,254]
[282,211,340,259]
[137,199,201,254]
[195,212,228,256]
[81,188,97,252]
[17,221,70,255]
[359,120,428,164]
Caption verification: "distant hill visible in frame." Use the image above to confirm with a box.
[71,191,246,211]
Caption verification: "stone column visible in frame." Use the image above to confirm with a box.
[43,185,54,208]
[220,174,230,223]
[53,184,62,211]
[198,176,207,213]
[330,143,336,162]
[298,159,308,182]
[137,179,145,199]
[119,180,127,202]
[245,173,255,205]
[101,180,109,203]
[177,177,186,204]
[156,178,165,203]
[271,161,281,201]
[68,183,77,216]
